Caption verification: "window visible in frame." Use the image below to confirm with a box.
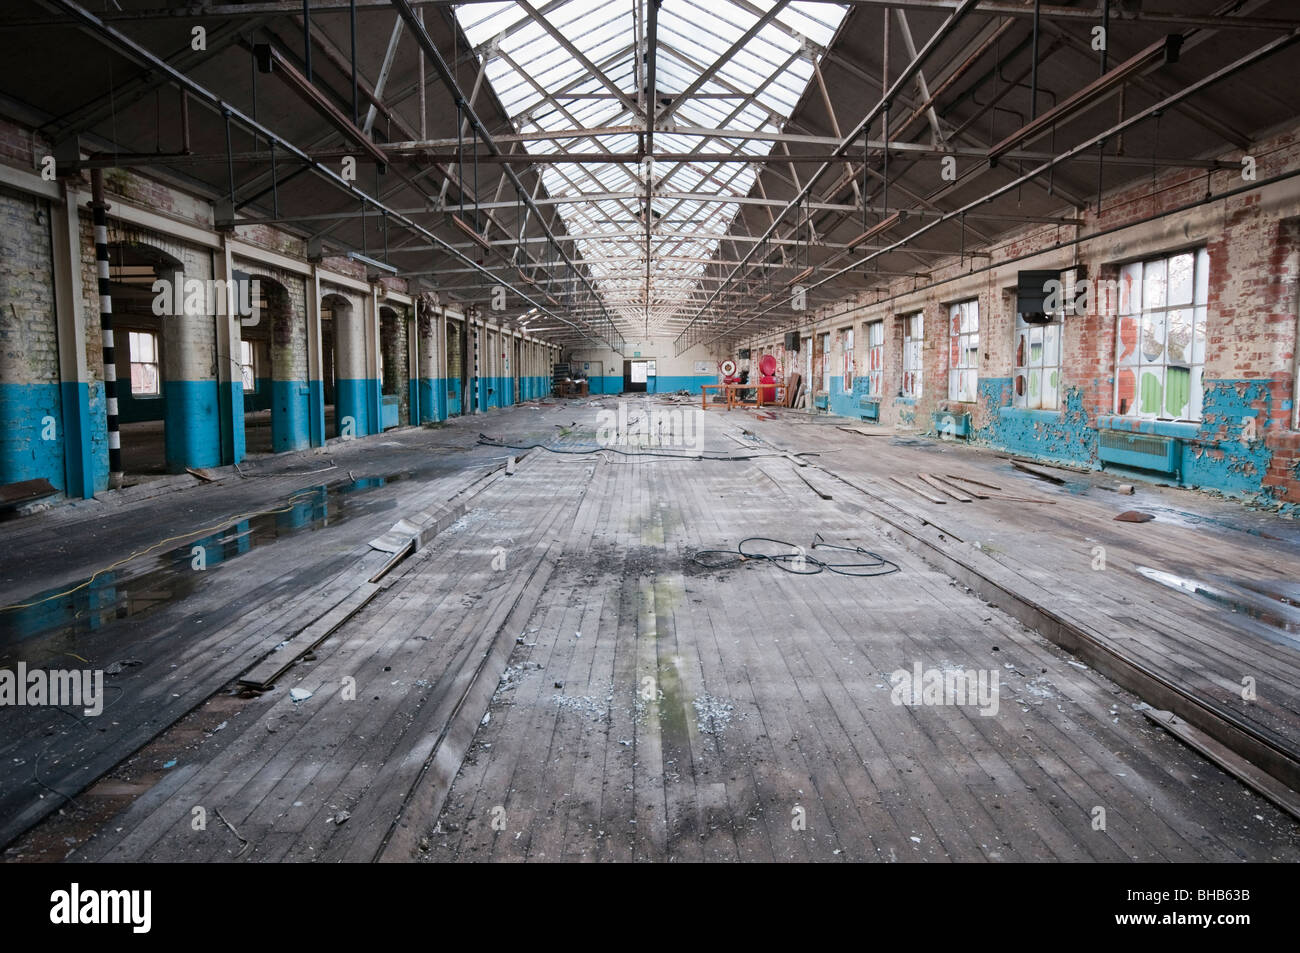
[1013,288,1064,410]
[1115,248,1208,420]
[240,340,256,393]
[902,312,923,398]
[841,327,854,389]
[818,331,831,388]
[128,331,159,396]
[948,299,979,402]
[864,321,884,396]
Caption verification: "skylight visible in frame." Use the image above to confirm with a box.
[456,0,849,336]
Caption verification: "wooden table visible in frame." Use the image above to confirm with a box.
[724,382,787,410]
[701,383,728,410]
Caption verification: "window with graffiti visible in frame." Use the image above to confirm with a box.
[1114,248,1208,420]
[1013,299,1063,411]
[948,299,979,403]
[902,312,923,398]
[864,320,884,396]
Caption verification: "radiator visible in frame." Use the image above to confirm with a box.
[1098,429,1179,474]
[931,411,972,439]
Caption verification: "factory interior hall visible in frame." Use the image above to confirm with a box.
[1,0,1300,902]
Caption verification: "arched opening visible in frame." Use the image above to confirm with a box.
[240,275,309,453]
[105,240,203,477]
[321,291,371,438]
[379,304,409,429]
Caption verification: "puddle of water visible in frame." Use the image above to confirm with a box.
[0,475,402,650]
[1136,565,1300,643]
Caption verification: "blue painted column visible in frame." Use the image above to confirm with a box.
[269,283,309,452]
[416,301,441,422]
[212,245,246,467]
[306,273,326,448]
[158,270,222,472]
[333,296,371,438]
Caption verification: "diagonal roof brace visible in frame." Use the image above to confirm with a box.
[41,0,604,346]
[391,0,626,351]
[674,0,984,349]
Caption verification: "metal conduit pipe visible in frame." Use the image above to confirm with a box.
[45,0,603,348]
[674,0,984,349]
[389,0,625,352]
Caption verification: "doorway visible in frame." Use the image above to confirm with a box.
[622,359,648,393]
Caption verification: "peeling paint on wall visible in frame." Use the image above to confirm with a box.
[973,379,1098,467]
[1184,379,1274,498]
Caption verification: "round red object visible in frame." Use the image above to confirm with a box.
[758,354,777,376]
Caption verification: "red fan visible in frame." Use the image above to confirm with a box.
[757,353,777,403]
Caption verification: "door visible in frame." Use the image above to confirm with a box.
[587,359,603,394]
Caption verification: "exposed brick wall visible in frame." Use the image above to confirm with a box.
[0,186,58,385]
[0,185,61,486]
[743,124,1300,509]
[380,303,410,421]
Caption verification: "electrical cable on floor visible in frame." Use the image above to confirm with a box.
[693,533,900,578]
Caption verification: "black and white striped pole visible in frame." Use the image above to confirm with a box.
[91,169,123,488]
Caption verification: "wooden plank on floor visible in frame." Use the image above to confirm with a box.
[918,473,972,502]
[890,475,946,504]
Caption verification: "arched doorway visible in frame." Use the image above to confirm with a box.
[379,304,409,428]
[321,291,371,438]
[106,240,220,475]
[241,275,309,453]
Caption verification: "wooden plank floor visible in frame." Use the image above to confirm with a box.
[13,396,1300,862]
[745,414,1300,756]
[422,401,1300,862]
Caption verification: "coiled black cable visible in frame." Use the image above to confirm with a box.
[692,533,900,578]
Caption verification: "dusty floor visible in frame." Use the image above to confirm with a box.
[2,395,1298,862]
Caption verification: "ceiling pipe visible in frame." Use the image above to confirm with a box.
[701,26,1300,349]
[674,0,983,351]
[389,0,625,351]
[254,41,389,166]
[42,0,600,346]
[988,34,1184,164]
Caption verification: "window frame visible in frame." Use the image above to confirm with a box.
[127,330,160,397]
[947,299,980,403]
[864,319,884,397]
[841,326,854,389]
[1113,247,1209,422]
[239,339,257,394]
[901,312,923,399]
[1013,285,1065,411]
[818,331,831,389]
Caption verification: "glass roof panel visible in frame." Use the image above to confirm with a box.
[457,0,849,333]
